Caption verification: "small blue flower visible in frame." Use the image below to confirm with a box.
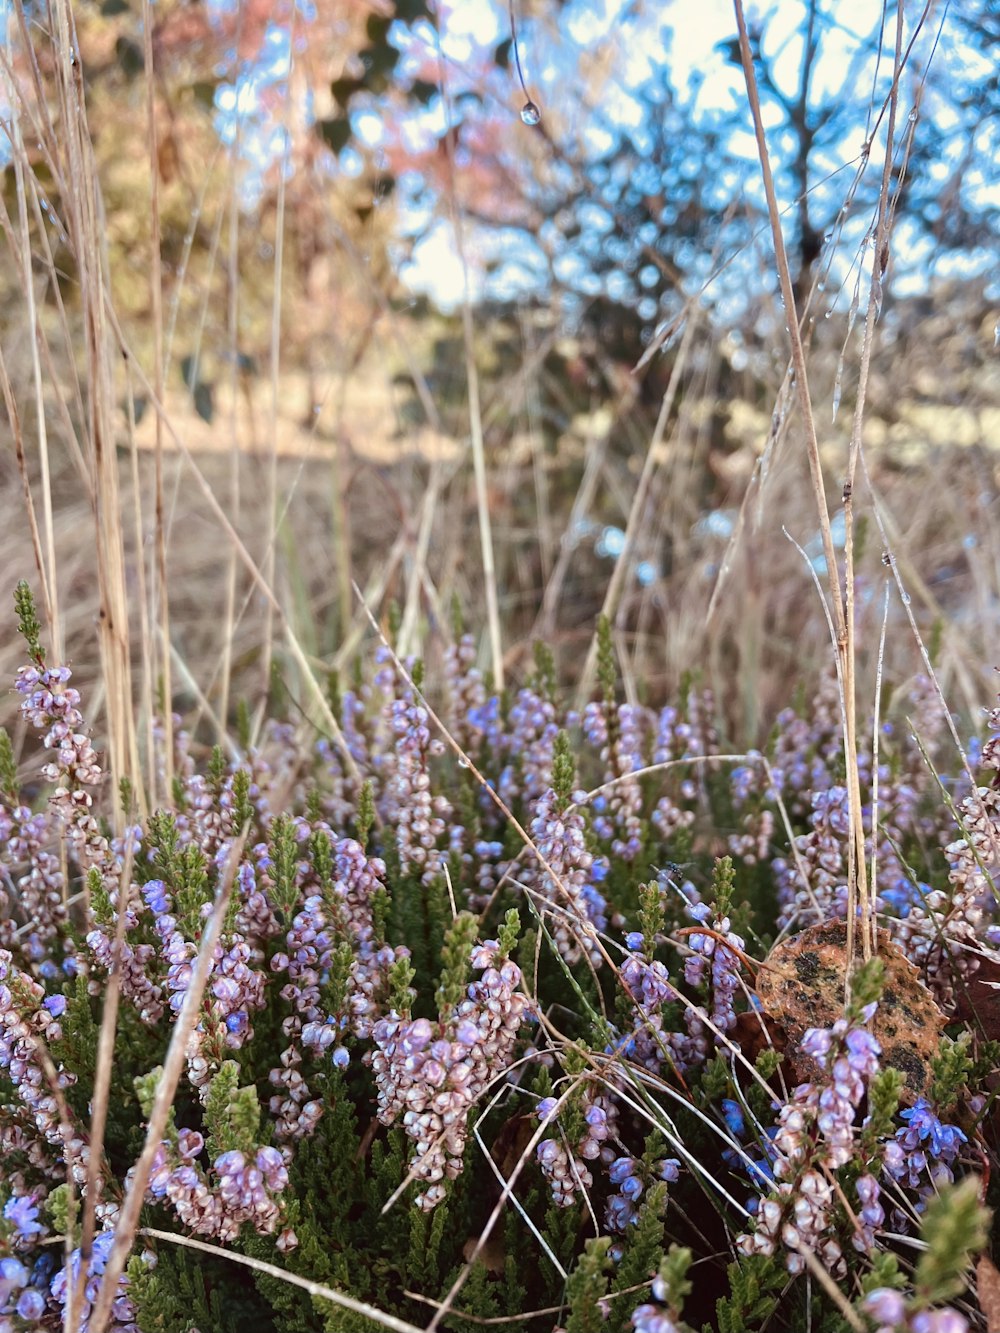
[900,1099,967,1158]
[721,1099,745,1139]
[608,1157,639,1185]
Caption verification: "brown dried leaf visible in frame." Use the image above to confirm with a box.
[732,1008,786,1066]
[157,132,180,185]
[954,952,1000,1041]
[755,919,946,1103]
[463,1232,505,1276]
[977,1254,1000,1332]
[490,1113,538,1181]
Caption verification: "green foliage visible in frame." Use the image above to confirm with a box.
[207,743,227,792]
[859,1250,906,1296]
[697,1054,731,1108]
[44,1182,71,1238]
[14,580,43,661]
[388,955,417,1015]
[532,639,558,702]
[88,865,114,927]
[232,766,254,830]
[407,1201,450,1294]
[847,956,885,1016]
[0,729,15,800]
[544,1197,585,1276]
[356,779,375,849]
[744,1046,782,1124]
[269,813,301,922]
[637,880,665,955]
[309,826,334,889]
[498,907,521,958]
[1,595,995,1333]
[564,1235,612,1333]
[715,1255,784,1333]
[597,614,617,714]
[236,697,252,753]
[657,1245,694,1315]
[134,1067,175,1137]
[440,1258,501,1333]
[437,912,481,1014]
[930,1032,973,1114]
[861,1068,904,1152]
[552,730,576,812]
[130,1239,270,1332]
[608,1181,668,1330]
[49,970,99,1119]
[913,1176,989,1306]
[710,855,736,918]
[204,1061,263,1158]
[146,810,213,929]
[371,881,390,949]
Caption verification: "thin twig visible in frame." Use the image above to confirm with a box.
[731,0,873,976]
[138,1228,428,1333]
[73,832,138,1324]
[88,830,249,1333]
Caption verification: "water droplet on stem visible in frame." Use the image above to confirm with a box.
[520,101,541,126]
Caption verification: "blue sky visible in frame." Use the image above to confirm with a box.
[204,0,998,309]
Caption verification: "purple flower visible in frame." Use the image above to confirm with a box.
[885,1098,966,1200]
[911,1313,969,1333]
[862,1288,906,1326]
[899,1100,967,1158]
[0,1258,29,1304]
[15,1286,46,1320]
[3,1194,44,1241]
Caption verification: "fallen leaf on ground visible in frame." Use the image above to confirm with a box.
[755,919,946,1102]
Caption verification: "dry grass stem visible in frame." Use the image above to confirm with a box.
[88,831,249,1333]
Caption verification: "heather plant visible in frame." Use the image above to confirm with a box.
[0,582,996,1333]
[2,1,999,1331]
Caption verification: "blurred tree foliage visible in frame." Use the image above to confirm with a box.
[327,0,998,358]
[1,0,413,421]
[2,0,996,426]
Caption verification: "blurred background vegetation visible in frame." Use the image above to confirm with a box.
[1,0,998,754]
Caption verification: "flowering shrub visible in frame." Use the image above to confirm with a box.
[0,591,994,1332]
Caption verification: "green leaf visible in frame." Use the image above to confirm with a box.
[193,381,214,423]
[330,76,364,107]
[394,0,432,20]
[410,78,438,105]
[115,35,143,78]
[317,116,352,155]
[914,1177,989,1305]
